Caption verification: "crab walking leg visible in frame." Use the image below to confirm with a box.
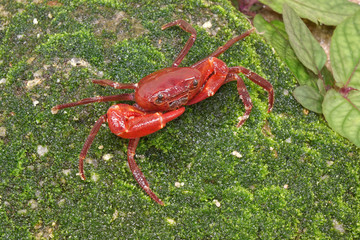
[225,73,253,127]
[229,66,274,113]
[128,138,164,205]
[92,79,138,89]
[161,19,197,67]
[208,29,254,58]
[78,114,107,180]
[192,28,254,68]
[51,94,135,114]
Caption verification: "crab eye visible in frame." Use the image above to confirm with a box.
[193,79,198,87]
[155,93,164,104]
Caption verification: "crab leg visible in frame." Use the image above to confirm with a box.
[225,73,253,127]
[229,66,274,112]
[92,79,137,89]
[208,28,254,58]
[192,28,254,68]
[128,138,164,205]
[78,114,107,180]
[51,94,134,114]
[162,19,197,67]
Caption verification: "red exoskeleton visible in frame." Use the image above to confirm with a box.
[52,20,274,205]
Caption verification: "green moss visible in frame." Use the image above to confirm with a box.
[1,0,359,239]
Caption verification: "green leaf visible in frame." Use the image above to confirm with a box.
[323,89,360,147]
[259,0,360,26]
[293,85,323,113]
[283,4,327,75]
[330,10,360,90]
[253,15,317,88]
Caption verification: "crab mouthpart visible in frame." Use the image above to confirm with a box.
[169,95,189,109]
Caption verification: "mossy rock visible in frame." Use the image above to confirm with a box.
[0,0,359,239]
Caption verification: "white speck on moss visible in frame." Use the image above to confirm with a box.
[327,161,334,166]
[97,71,104,78]
[33,69,43,78]
[0,78,6,84]
[285,137,292,143]
[32,98,39,106]
[68,58,90,67]
[213,199,221,207]
[112,209,119,221]
[284,184,289,189]
[27,165,34,171]
[37,145,48,157]
[0,127,6,137]
[174,182,184,188]
[321,175,329,180]
[231,151,242,158]
[333,219,345,233]
[26,78,43,89]
[283,89,289,95]
[103,153,113,161]
[187,162,192,169]
[33,18,38,25]
[18,209,27,215]
[57,199,66,207]
[62,169,71,176]
[91,173,100,182]
[28,199,38,209]
[166,218,176,225]
[202,20,212,29]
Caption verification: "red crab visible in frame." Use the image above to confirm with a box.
[52,20,274,205]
